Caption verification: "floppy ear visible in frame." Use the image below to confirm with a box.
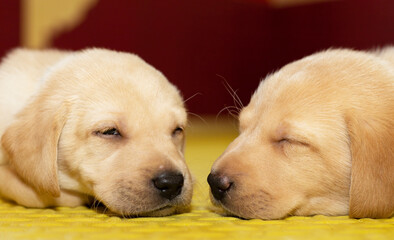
[1,94,69,197]
[347,114,394,218]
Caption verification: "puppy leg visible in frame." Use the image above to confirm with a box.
[0,165,87,208]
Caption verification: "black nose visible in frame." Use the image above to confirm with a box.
[207,173,232,201]
[153,171,184,200]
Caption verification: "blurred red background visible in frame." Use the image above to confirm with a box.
[1,0,394,115]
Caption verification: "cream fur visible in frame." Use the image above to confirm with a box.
[0,48,192,216]
[209,47,394,219]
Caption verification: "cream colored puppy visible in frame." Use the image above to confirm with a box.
[208,47,394,219]
[0,48,193,216]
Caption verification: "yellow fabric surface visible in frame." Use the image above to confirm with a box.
[0,119,393,240]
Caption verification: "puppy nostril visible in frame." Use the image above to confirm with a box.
[153,171,184,200]
[207,173,232,201]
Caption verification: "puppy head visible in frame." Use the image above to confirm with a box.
[208,49,394,219]
[1,49,193,216]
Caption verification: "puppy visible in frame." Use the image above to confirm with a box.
[0,48,193,216]
[208,47,394,219]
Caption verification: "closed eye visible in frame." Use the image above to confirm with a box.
[172,126,184,137]
[95,127,122,138]
[277,138,310,147]
[278,138,289,144]
[102,128,120,136]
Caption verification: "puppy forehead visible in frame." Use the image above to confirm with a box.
[79,89,186,129]
[86,107,185,129]
[240,86,326,140]
[49,48,183,104]
[54,49,187,129]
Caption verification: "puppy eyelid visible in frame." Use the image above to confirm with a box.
[172,126,184,137]
[94,127,122,138]
[278,137,309,147]
[278,138,289,144]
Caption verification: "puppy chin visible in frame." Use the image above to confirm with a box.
[101,202,191,217]
[210,202,246,219]
[129,203,191,217]
[209,193,286,220]
[139,205,177,217]
[208,193,238,218]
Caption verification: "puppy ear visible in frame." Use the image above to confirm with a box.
[1,94,69,197]
[347,115,394,218]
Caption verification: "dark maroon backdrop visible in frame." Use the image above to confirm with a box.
[1,0,394,115]
[0,0,20,57]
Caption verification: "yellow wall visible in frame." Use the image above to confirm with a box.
[22,0,98,48]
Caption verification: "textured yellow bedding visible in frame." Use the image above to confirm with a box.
[0,118,393,240]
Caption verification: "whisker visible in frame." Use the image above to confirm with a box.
[91,198,99,211]
[216,106,240,120]
[183,92,202,104]
[187,111,207,125]
[90,197,113,216]
[217,74,244,109]
[103,206,109,215]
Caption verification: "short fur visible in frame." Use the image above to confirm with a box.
[209,47,394,219]
[0,48,193,216]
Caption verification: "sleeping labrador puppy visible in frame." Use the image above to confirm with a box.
[208,47,394,219]
[0,48,193,216]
